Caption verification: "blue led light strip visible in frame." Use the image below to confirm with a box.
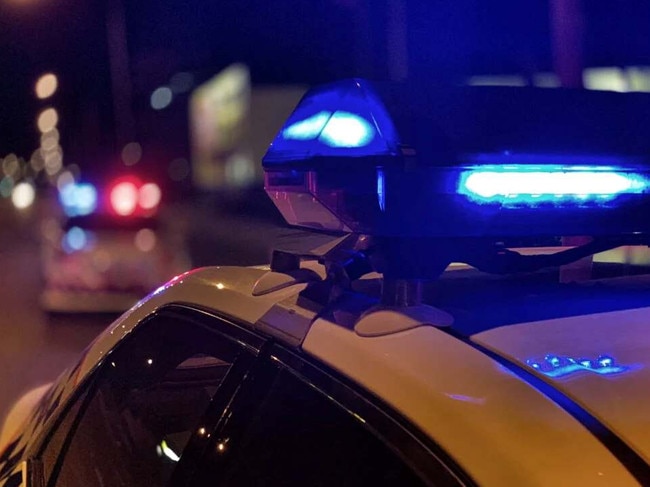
[458,165,648,205]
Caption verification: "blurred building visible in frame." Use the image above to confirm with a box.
[189,65,306,191]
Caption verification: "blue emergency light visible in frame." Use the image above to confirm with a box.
[59,182,98,217]
[263,79,650,240]
[458,165,649,205]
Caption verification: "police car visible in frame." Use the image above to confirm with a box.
[40,176,191,313]
[3,79,650,486]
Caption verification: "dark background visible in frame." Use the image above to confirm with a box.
[2,0,650,179]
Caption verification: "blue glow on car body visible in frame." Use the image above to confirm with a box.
[445,393,486,405]
[376,168,386,211]
[526,354,638,379]
[458,165,649,205]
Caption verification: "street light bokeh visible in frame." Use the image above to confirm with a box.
[34,73,58,100]
[37,107,58,133]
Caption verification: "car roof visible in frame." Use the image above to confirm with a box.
[58,262,642,486]
[304,317,636,486]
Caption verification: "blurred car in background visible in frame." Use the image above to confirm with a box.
[40,175,191,313]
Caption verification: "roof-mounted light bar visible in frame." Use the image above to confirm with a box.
[264,78,650,239]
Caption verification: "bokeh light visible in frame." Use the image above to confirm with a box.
[43,147,63,175]
[2,154,19,177]
[139,182,161,210]
[121,142,143,166]
[63,227,92,253]
[225,155,255,186]
[35,73,58,100]
[56,171,75,191]
[168,158,190,181]
[11,181,35,209]
[30,149,45,172]
[135,228,157,252]
[150,87,173,110]
[0,177,14,198]
[110,181,139,215]
[37,108,59,133]
[40,129,60,151]
[65,164,81,180]
[59,181,97,217]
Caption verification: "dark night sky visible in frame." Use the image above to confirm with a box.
[1,0,650,169]
[0,0,361,160]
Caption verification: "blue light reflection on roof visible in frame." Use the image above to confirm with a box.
[445,393,486,405]
[458,165,649,205]
[526,354,639,379]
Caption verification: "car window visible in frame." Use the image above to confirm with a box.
[192,363,431,487]
[44,308,257,487]
[38,386,88,486]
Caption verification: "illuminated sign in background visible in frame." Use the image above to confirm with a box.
[458,165,649,206]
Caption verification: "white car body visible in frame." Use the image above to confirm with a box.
[3,260,650,486]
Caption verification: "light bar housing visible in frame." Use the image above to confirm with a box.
[263,79,650,238]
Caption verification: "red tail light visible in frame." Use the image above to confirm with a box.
[108,177,161,216]
[139,183,161,211]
